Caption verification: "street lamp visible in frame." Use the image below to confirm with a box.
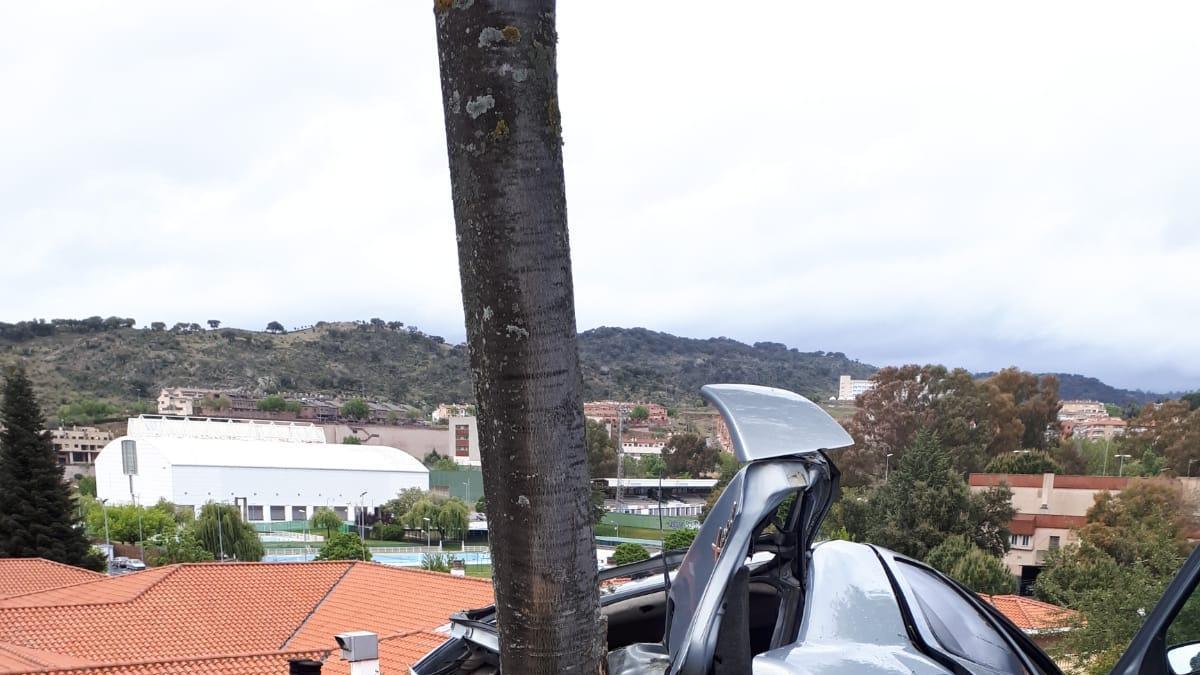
[358,491,368,561]
[1115,454,1132,477]
[99,498,111,561]
[885,453,894,483]
[423,517,431,548]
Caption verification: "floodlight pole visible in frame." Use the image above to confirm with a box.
[358,491,368,561]
[135,495,145,564]
[100,498,111,551]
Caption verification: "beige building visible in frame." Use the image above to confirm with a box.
[585,401,670,428]
[1058,400,1108,421]
[1072,416,1128,440]
[969,473,1162,592]
[448,415,481,467]
[156,387,220,416]
[50,426,112,475]
[431,403,472,424]
[837,375,875,401]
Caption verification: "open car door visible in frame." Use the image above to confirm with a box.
[1112,544,1200,675]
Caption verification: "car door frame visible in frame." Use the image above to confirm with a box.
[1111,544,1200,675]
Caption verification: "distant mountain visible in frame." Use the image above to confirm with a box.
[0,321,874,416]
[975,370,1169,406]
[1041,373,1171,406]
[577,326,876,404]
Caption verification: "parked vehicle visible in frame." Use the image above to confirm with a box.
[109,556,146,574]
[411,384,1200,675]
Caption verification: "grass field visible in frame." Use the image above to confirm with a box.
[593,524,666,542]
[465,564,492,578]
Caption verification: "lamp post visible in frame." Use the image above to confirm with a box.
[358,491,368,561]
[423,517,431,548]
[1115,454,1132,477]
[134,495,145,564]
[99,498,111,563]
[885,453,894,483]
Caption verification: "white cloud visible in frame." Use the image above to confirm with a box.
[0,1,1197,391]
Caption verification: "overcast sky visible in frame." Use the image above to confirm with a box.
[2,2,1198,392]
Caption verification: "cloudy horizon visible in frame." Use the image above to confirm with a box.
[2,2,1198,393]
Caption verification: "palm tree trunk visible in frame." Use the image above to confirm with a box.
[432,1,604,673]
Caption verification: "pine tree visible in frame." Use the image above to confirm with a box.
[0,367,99,568]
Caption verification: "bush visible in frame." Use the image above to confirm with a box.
[371,522,407,541]
[315,532,371,561]
[421,552,450,572]
[663,528,697,551]
[611,543,651,566]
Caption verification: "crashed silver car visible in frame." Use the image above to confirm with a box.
[411,384,1200,675]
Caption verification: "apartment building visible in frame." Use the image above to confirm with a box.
[1071,416,1128,440]
[50,426,112,475]
[584,400,670,428]
[1058,400,1108,422]
[969,472,1141,593]
[837,375,875,401]
[431,403,472,423]
[448,415,481,466]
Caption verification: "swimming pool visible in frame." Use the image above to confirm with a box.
[262,550,492,567]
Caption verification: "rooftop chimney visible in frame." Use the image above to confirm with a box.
[335,631,380,675]
[288,658,323,675]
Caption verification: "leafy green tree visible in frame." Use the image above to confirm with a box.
[663,433,719,477]
[150,321,166,331]
[310,507,343,538]
[341,398,370,421]
[475,496,487,515]
[590,482,606,526]
[154,527,215,564]
[611,543,650,565]
[432,456,459,471]
[819,486,873,541]
[84,502,176,544]
[865,431,1013,560]
[56,399,121,425]
[194,502,263,561]
[984,451,1062,475]
[0,368,101,569]
[1183,391,1200,411]
[585,418,617,477]
[402,499,442,531]
[257,395,288,412]
[926,535,1013,595]
[265,321,285,334]
[76,475,96,498]
[663,528,697,551]
[315,531,371,561]
[437,499,470,539]
[207,320,220,329]
[629,405,649,422]
[1034,480,1197,671]
[384,488,431,521]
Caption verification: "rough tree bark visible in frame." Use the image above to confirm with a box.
[432,1,605,673]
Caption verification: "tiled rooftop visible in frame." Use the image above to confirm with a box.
[0,561,103,601]
[980,594,1078,633]
[0,560,494,674]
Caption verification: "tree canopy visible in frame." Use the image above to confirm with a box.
[925,535,1013,595]
[0,368,102,570]
[585,418,617,477]
[315,531,371,561]
[194,502,263,561]
[841,365,1059,482]
[663,433,719,478]
[309,507,343,538]
[984,450,1062,475]
[611,543,650,566]
[340,398,370,421]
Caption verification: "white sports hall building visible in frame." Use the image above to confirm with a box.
[95,416,428,522]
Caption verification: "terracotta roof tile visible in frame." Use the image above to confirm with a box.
[32,649,328,675]
[286,564,494,650]
[980,594,1078,633]
[0,560,104,600]
[322,631,448,675]
[0,561,491,674]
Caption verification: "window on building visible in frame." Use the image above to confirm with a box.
[334,506,349,520]
[247,505,264,521]
[71,452,90,463]
[292,506,307,521]
[1049,535,1061,550]
[270,505,286,521]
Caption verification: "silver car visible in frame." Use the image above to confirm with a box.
[411,384,1200,675]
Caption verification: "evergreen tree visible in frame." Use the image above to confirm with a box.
[0,368,101,569]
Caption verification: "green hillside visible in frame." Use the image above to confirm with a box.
[0,320,874,419]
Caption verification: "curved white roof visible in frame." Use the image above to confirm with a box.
[102,435,429,474]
